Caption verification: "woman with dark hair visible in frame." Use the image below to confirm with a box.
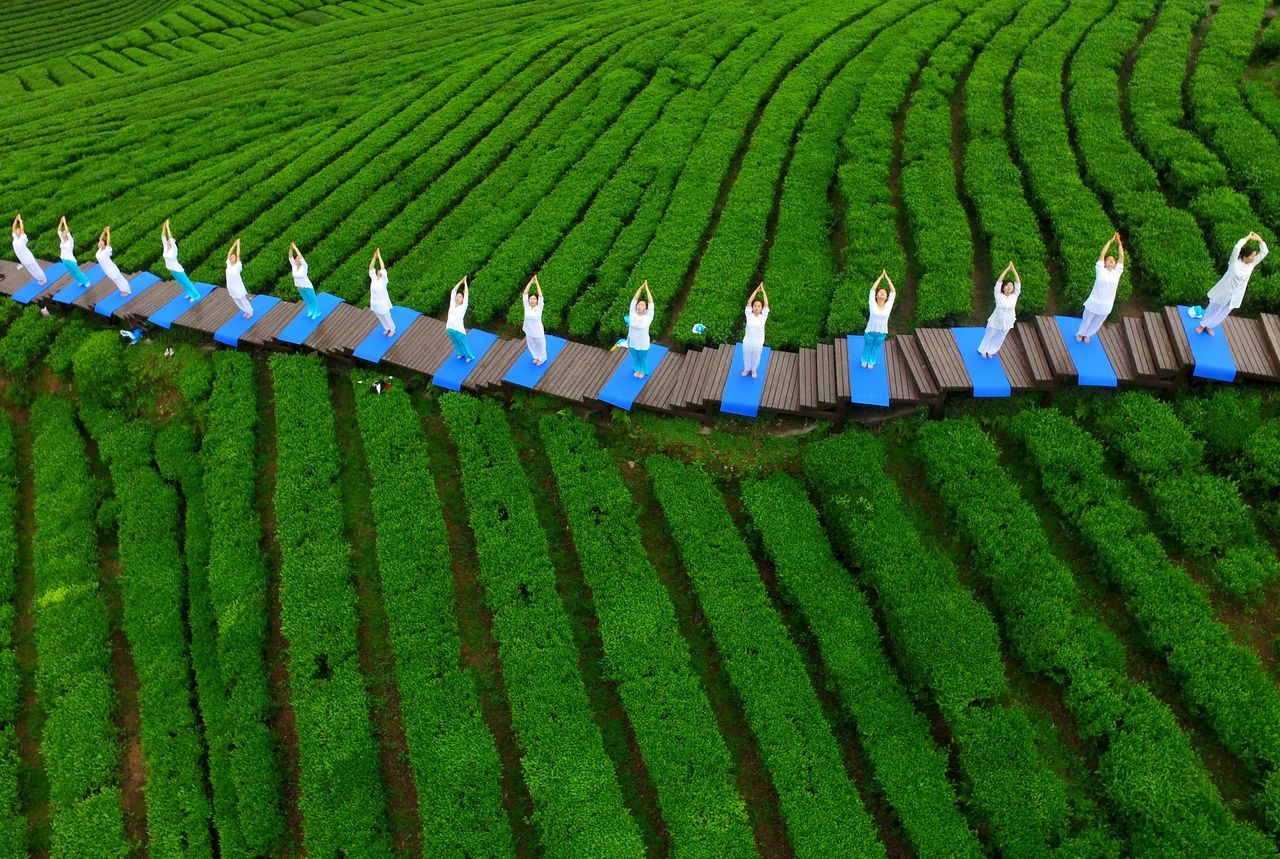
[628,280,655,378]
[162,219,202,301]
[226,238,252,319]
[97,226,132,296]
[1076,233,1124,343]
[521,274,546,365]
[1198,232,1269,336]
[446,275,476,361]
[369,248,393,336]
[58,216,94,288]
[978,262,1020,358]
[742,282,769,378]
[289,242,321,319]
[861,270,895,369]
[11,214,44,285]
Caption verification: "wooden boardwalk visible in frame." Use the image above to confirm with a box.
[4,261,1274,422]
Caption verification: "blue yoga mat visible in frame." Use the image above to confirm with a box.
[148,282,217,328]
[95,272,160,316]
[950,327,1011,397]
[502,334,569,388]
[1177,305,1237,382]
[1054,316,1118,387]
[214,294,282,346]
[846,335,890,407]
[597,344,670,410]
[432,329,499,391]
[277,292,344,345]
[719,344,772,417]
[12,262,68,303]
[52,264,107,304]
[353,306,423,363]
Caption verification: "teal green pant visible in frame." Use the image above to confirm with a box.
[861,331,886,366]
[299,287,320,319]
[448,329,476,360]
[61,260,91,287]
[172,269,200,301]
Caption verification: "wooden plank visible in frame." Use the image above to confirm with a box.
[1014,325,1054,385]
[670,349,704,410]
[895,334,940,396]
[1142,311,1180,375]
[117,281,181,324]
[761,351,799,414]
[172,288,239,334]
[465,338,522,391]
[305,304,378,355]
[885,339,923,403]
[1259,313,1280,371]
[834,338,851,399]
[382,317,450,374]
[1033,316,1076,379]
[915,328,973,391]
[1122,316,1157,379]
[796,348,818,411]
[582,347,627,405]
[1161,306,1193,368]
[815,343,838,409]
[241,300,304,349]
[29,262,94,305]
[700,344,735,409]
[996,333,1035,392]
[636,351,683,409]
[1223,316,1280,381]
[1098,323,1136,383]
[0,257,58,296]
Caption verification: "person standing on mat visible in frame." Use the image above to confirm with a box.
[522,274,547,365]
[226,238,252,319]
[57,217,94,288]
[447,276,476,362]
[861,270,895,369]
[1198,231,1269,336]
[369,248,394,336]
[12,215,45,286]
[97,227,132,297]
[742,282,769,378]
[629,280,655,379]
[978,262,1020,359]
[1076,233,1124,344]
[161,219,201,302]
[288,242,321,320]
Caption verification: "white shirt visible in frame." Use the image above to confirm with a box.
[1083,260,1123,316]
[59,232,75,260]
[291,257,313,290]
[1208,238,1269,310]
[369,268,391,314]
[986,281,1021,331]
[226,261,247,300]
[447,287,468,334]
[12,232,37,266]
[743,305,769,346]
[162,236,183,272]
[97,245,124,279]
[522,295,544,338]
[865,287,895,335]
[628,299,653,350]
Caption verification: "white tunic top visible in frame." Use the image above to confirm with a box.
[743,305,769,346]
[986,280,1021,331]
[369,268,391,315]
[522,295,544,338]
[447,287,468,334]
[628,299,654,350]
[291,257,313,290]
[1083,260,1123,316]
[96,245,124,280]
[226,261,247,300]
[1208,238,1269,310]
[12,232,38,267]
[866,287,895,335]
[162,236,183,272]
[59,232,75,260]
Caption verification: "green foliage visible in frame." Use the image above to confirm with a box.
[43,316,95,377]
[0,305,61,379]
[0,416,25,856]
[73,330,131,410]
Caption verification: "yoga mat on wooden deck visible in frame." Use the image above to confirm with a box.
[597,344,670,410]
[353,306,423,363]
[12,262,69,303]
[277,292,344,344]
[1054,316,1118,387]
[95,272,160,317]
[431,329,499,391]
[950,327,1011,397]
[502,334,569,388]
[1177,305,1237,382]
[148,282,217,328]
[214,294,283,346]
[846,335,890,406]
[719,344,772,417]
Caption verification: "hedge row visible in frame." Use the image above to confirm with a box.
[0,305,63,380]
[916,418,1271,857]
[438,393,645,857]
[645,455,884,857]
[200,351,283,853]
[1090,391,1279,597]
[741,474,981,858]
[539,415,755,858]
[804,432,1087,857]
[29,397,129,857]
[1178,389,1280,530]
[352,380,513,857]
[0,416,25,856]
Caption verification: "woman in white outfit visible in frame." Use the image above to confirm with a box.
[742,282,769,378]
[11,215,45,285]
[1076,233,1124,343]
[861,270,895,369]
[58,216,94,288]
[288,242,321,319]
[522,274,546,365]
[226,238,252,319]
[162,219,202,301]
[628,280,655,378]
[446,276,475,361]
[1198,232,1269,336]
[369,248,394,335]
[97,227,132,296]
[978,262,1020,358]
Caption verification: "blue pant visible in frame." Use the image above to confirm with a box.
[173,269,200,300]
[299,286,320,318]
[631,347,649,376]
[448,328,476,360]
[861,331,886,366]
[61,259,91,287]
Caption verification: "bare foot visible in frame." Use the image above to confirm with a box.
[1083,335,1090,344]
[633,371,643,378]
[1205,328,1215,337]
[741,369,749,377]
[244,313,252,319]
[1195,326,1204,334]
[1075,334,1083,342]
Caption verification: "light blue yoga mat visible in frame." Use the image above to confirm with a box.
[950,327,1011,397]
[148,282,217,328]
[353,306,423,363]
[846,335,890,406]
[214,294,282,346]
[1176,305,1237,382]
[277,292,344,345]
[1054,316,1118,387]
[13,262,69,303]
[719,344,772,417]
[52,264,107,305]
[431,329,499,390]
[95,272,160,317]
[502,334,569,388]
[597,344,670,410]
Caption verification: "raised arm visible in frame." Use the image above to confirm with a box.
[11,214,20,234]
[1099,234,1115,261]
[632,281,647,304]
[375,248,384,273]
[534,274,543,298]
[99,226,110,246]
[759,282,769,307]
[58,215,68,236]
[1115,235,1125,265]
[643,280,653,307]
[883,270,896,293]
[523,274,536,298]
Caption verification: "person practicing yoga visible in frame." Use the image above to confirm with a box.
[629,280,655,379]
[978,262,1021,359]
[742,282,769,379]
[1198,232,1269,336]
[521,274,547,365]
[58,216,94,288]
[1076,233,1124,343]
[288,242,321,320]
[225,239,252,319]
[97,227,132,296]
[369,248,394,336]
[11,215,45,285]
[861,270,895,369]
[161,219,201,302]
[446,276,476,362]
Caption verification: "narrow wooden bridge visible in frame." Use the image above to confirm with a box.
[5,259,1275,422]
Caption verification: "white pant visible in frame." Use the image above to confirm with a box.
[231,293,253,315]
[743,342,763,372]
[1199,301,1231,329]
[978,325,1009,356]
[1077,310,1107,338]
[374,309,395,333]
[108,271,131,294]
[18,259,43,281]
[527,335,547,363]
